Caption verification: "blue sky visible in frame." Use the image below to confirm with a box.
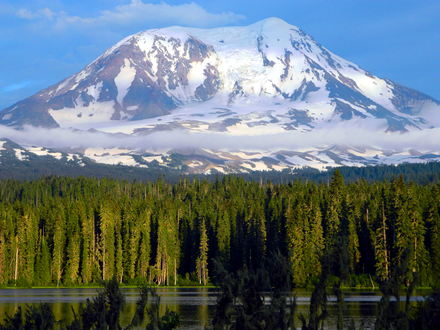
[1,0,439,111]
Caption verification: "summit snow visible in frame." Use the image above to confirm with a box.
[1,18,439,173]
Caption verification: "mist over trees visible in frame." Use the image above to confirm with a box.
[0,171,439,287]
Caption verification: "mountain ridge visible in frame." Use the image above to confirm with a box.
[2,17,439,131]
[1,18,439,173]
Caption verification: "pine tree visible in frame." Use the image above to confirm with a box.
[35,232,52,285]
[197,218,209,285]
[80,204,95,284]
[346,200,361,273]
[252,202,267,270]
[389,175,406,260]
[374,203,389,281]
[427,185,440,281]
[305,189,324,279]
[324,169,345,253]
[136,207,151,279]
[171,202,181,286]
[122,206,137,280]
[0,203,14,284]
[52,210,66,287]
[0,230,6,285]
[19,208,39,285]
[115,227,123,282]
[154,206,170,285]
[99,202,116,280]
[64,204,81,284]
[406,182,429,283]
[216,205,231,268]
[286,200,306,286]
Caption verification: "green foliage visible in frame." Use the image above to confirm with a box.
[0,307,23,330]
[79,276,125,330]
[24,303,57,330]
[0,303,57,330]
[211,251,296,330]
[0,171,440,288]
[176,273,200,286]
[0,278,180,330]
[144,289,180,330]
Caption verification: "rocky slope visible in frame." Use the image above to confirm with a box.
[1,18,439,173]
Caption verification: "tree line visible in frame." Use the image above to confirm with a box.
[3,137,440,186]
[0,171,439,287]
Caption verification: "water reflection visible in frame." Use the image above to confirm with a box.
[0,288,430,329]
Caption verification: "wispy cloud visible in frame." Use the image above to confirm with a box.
[15,1,246,29]
[1,80,35,93]
[17,8,58,20]
[1,125,439,155]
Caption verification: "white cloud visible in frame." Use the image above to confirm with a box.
[97,1,246,27]
[17,8,57,20]
[16,9,37,19]
[16,1,246,29]
[1,80,35,93]
[1,125,440,155]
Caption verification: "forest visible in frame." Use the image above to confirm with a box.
[0,170,439,288]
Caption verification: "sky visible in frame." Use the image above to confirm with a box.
[1,0,439,112]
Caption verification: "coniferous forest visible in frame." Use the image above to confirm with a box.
[0,170,439,288]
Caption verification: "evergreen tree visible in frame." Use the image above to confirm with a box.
[197,218,209,285]
[216,205,231,268]
[427,185,440,282]
[154,207,168,285]
[389,175,406,260]
[406,182,429,283]
[136,207,151,280]
[52,208,66,287]
[16,208,39,285]
[346,199,361,273]
[374,203,390,281]
[0,203,14,284]
[0,230,6,285]
[324,169,345,253]
[115,223,123,283]
[80,203,95,284]
[99,201,116,280]
[35,232,51,285]
[122,206,137,281]
[0,172,440,287]
[64,204,81,284]
[304,188,324,279]
[286,200,306,285]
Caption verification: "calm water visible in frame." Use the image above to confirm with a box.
[0,287,429,329]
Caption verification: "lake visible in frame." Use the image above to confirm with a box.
[0,287,429,329]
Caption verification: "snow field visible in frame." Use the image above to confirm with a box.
[114,59,137,106]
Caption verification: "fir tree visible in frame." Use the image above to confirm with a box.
[64,204,81,284]
[324,169,345,253]
[136,207,151,279]
[99,202,116,280]
[80,205,94,284]
[197,218,209,286]
[35,232,51,286]
[52,209,66,287]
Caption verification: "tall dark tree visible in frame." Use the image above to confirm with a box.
[324,169,345,253]
[197,218,209,286]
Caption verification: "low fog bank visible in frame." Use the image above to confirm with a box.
[0,125,439,153]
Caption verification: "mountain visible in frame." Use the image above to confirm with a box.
[1,18,440,173]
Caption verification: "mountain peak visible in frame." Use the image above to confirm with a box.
[1,18,439,173]
[1,18,437,133]
[257,17,293,28]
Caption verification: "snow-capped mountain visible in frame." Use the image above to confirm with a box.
[1,18,440,173]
